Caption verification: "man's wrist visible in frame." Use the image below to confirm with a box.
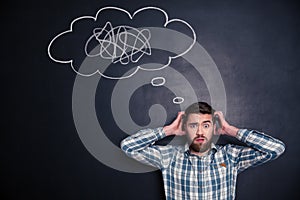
[224,125,239,137]
[163,126,175,136]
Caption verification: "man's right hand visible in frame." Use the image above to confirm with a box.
[163,112,186,136]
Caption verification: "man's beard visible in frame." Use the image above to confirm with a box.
[189,137,212,153]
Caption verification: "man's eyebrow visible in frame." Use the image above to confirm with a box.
[188,120,212,125]
[188,122,199,125]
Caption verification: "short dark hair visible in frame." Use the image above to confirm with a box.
[182,102,215,130]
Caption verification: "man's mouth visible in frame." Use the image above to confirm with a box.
[194,137,206,143]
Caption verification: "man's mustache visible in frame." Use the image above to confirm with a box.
[193,135,207,142]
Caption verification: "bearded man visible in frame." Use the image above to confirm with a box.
[121,102,285,200]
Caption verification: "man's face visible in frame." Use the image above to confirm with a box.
[184,113,214,155]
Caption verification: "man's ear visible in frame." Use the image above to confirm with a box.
[182,123,186,131]
[213,115,221,131]
[213,123,217,135]
[181,114,186,131]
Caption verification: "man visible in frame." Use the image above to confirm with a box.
[121,102,285,199]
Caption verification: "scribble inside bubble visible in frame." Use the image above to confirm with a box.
[85,22,151,65]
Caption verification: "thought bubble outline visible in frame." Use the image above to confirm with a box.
[151,77,166,87]
[173,97,185,104]
[47,6,196,79]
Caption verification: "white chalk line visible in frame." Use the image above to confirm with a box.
[47,6,197,79]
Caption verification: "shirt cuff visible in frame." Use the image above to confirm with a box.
[155,127,166,140]
[235,129,250,142]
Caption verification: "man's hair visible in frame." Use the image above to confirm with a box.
[182,102,215,130]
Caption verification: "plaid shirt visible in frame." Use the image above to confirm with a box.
[121,128,285,200]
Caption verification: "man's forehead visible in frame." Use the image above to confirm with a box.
[187,113,213,122]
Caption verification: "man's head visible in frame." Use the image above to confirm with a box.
[182,102,215,155]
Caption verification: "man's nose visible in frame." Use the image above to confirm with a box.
[195,127,204,136]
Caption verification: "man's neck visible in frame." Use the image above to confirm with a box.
[190,148,210,157]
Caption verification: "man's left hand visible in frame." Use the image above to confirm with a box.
[214,111,239,137]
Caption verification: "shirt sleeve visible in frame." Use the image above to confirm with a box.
[120,127,175,170]
[226,129,285,173]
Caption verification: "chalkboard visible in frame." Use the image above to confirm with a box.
[2,0,299,199]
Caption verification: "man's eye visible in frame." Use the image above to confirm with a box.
[203,124,210,128]
[189,124,198,129]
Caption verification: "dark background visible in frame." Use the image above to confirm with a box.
[2,0,299,199]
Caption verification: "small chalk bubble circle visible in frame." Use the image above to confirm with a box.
[173,97,184,104]
[151,77,166,87]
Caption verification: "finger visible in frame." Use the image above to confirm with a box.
[214,111,222,117]
[215,111,225,122]
[175,111,185,123]
[178,111,185,118]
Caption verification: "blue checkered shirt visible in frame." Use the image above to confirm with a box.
[121,128,285,200]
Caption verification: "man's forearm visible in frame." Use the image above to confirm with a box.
[223,125,239,137]
[121,127,165,154]
[236,129,285,158]
[163,126,176,136]
[120,127,173,169]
